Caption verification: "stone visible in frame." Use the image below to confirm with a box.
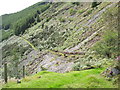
[38,76,41,78]
[17,80,21,84]
[111,68,120,76]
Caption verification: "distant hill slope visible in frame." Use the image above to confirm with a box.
[1,2,50,40]
[1,2,49,30]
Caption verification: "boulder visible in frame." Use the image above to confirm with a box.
[111,68,120,76]
[101,67,120,77]
[17,80,21,84]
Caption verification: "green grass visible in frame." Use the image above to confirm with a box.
[3,68,117,88]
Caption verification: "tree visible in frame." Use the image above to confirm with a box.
[36,15,40,22]
[92,30,118,58]
[37,10,40,14]
[91,0,101,8]
[71,2,80,6]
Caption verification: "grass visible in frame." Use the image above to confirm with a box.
[3,68,117,88]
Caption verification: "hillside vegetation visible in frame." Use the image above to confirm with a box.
[1,2,50,40]
[0,1,119,88]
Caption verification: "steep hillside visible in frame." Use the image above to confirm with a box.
[0,2,50,40]
[0,2,119,87]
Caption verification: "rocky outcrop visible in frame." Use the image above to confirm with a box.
[101,67,120,78]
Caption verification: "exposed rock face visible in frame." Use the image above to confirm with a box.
[102,67,120,78]
[19,50,74,74]
[111,68,120,76]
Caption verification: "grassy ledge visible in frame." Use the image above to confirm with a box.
[3,68,117,88]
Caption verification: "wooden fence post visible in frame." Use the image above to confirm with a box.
[4,62,7,83]
[23,65,25,78]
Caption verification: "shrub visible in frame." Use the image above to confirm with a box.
[36,15,41,22]
[2,29,14,41]
[59,18,65,22]
[83,9,93,17]
[71,2,80,6]
[92,2,98,8]
[72,62,81,71]
[91,1,101,8]
[69,9,77,15]
[78,10,85,14]
[68,18,73,22]
[92,30,118,58]
[41,66,47,71]
[87,9,93,14]
[46,17,51,22]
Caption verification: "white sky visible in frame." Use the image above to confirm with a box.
[0,0,42,16]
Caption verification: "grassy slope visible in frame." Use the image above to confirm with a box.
[3,68,117,88]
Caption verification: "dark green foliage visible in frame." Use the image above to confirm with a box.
[83,9,93,17]
[93,6,119,58]
[36,15,41,22]
[3,24,10,30]
[2,44,29,78]
[92,30,118,58]
[71,2,80,6]
[92,2,98,8]
[91,1,101,8]
[31,25,69,50]
[2,30,14,41]
[46,17,52,22]
[59,17,65,22]
[2,43,29,59]
[69,9,77,15]
[0,25,2,29]
[37,10,40,14]
[2,2,50,37]
[13,15,35,36]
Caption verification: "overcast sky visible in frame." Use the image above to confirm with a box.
[0,0,42,16]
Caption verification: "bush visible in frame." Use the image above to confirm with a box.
[59,18,65,22]
[68,18,73,22]
[46,17,51,22]
[83,9,93,17]
[92,30,118,58]
[78,10,85,14]
[71,2,80,6]
[36,15,41,22]
[92,2,98,8]
[72,62,81,71]
[2,29,14,41]
[91,1,101,8]
[69,9,77,15]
